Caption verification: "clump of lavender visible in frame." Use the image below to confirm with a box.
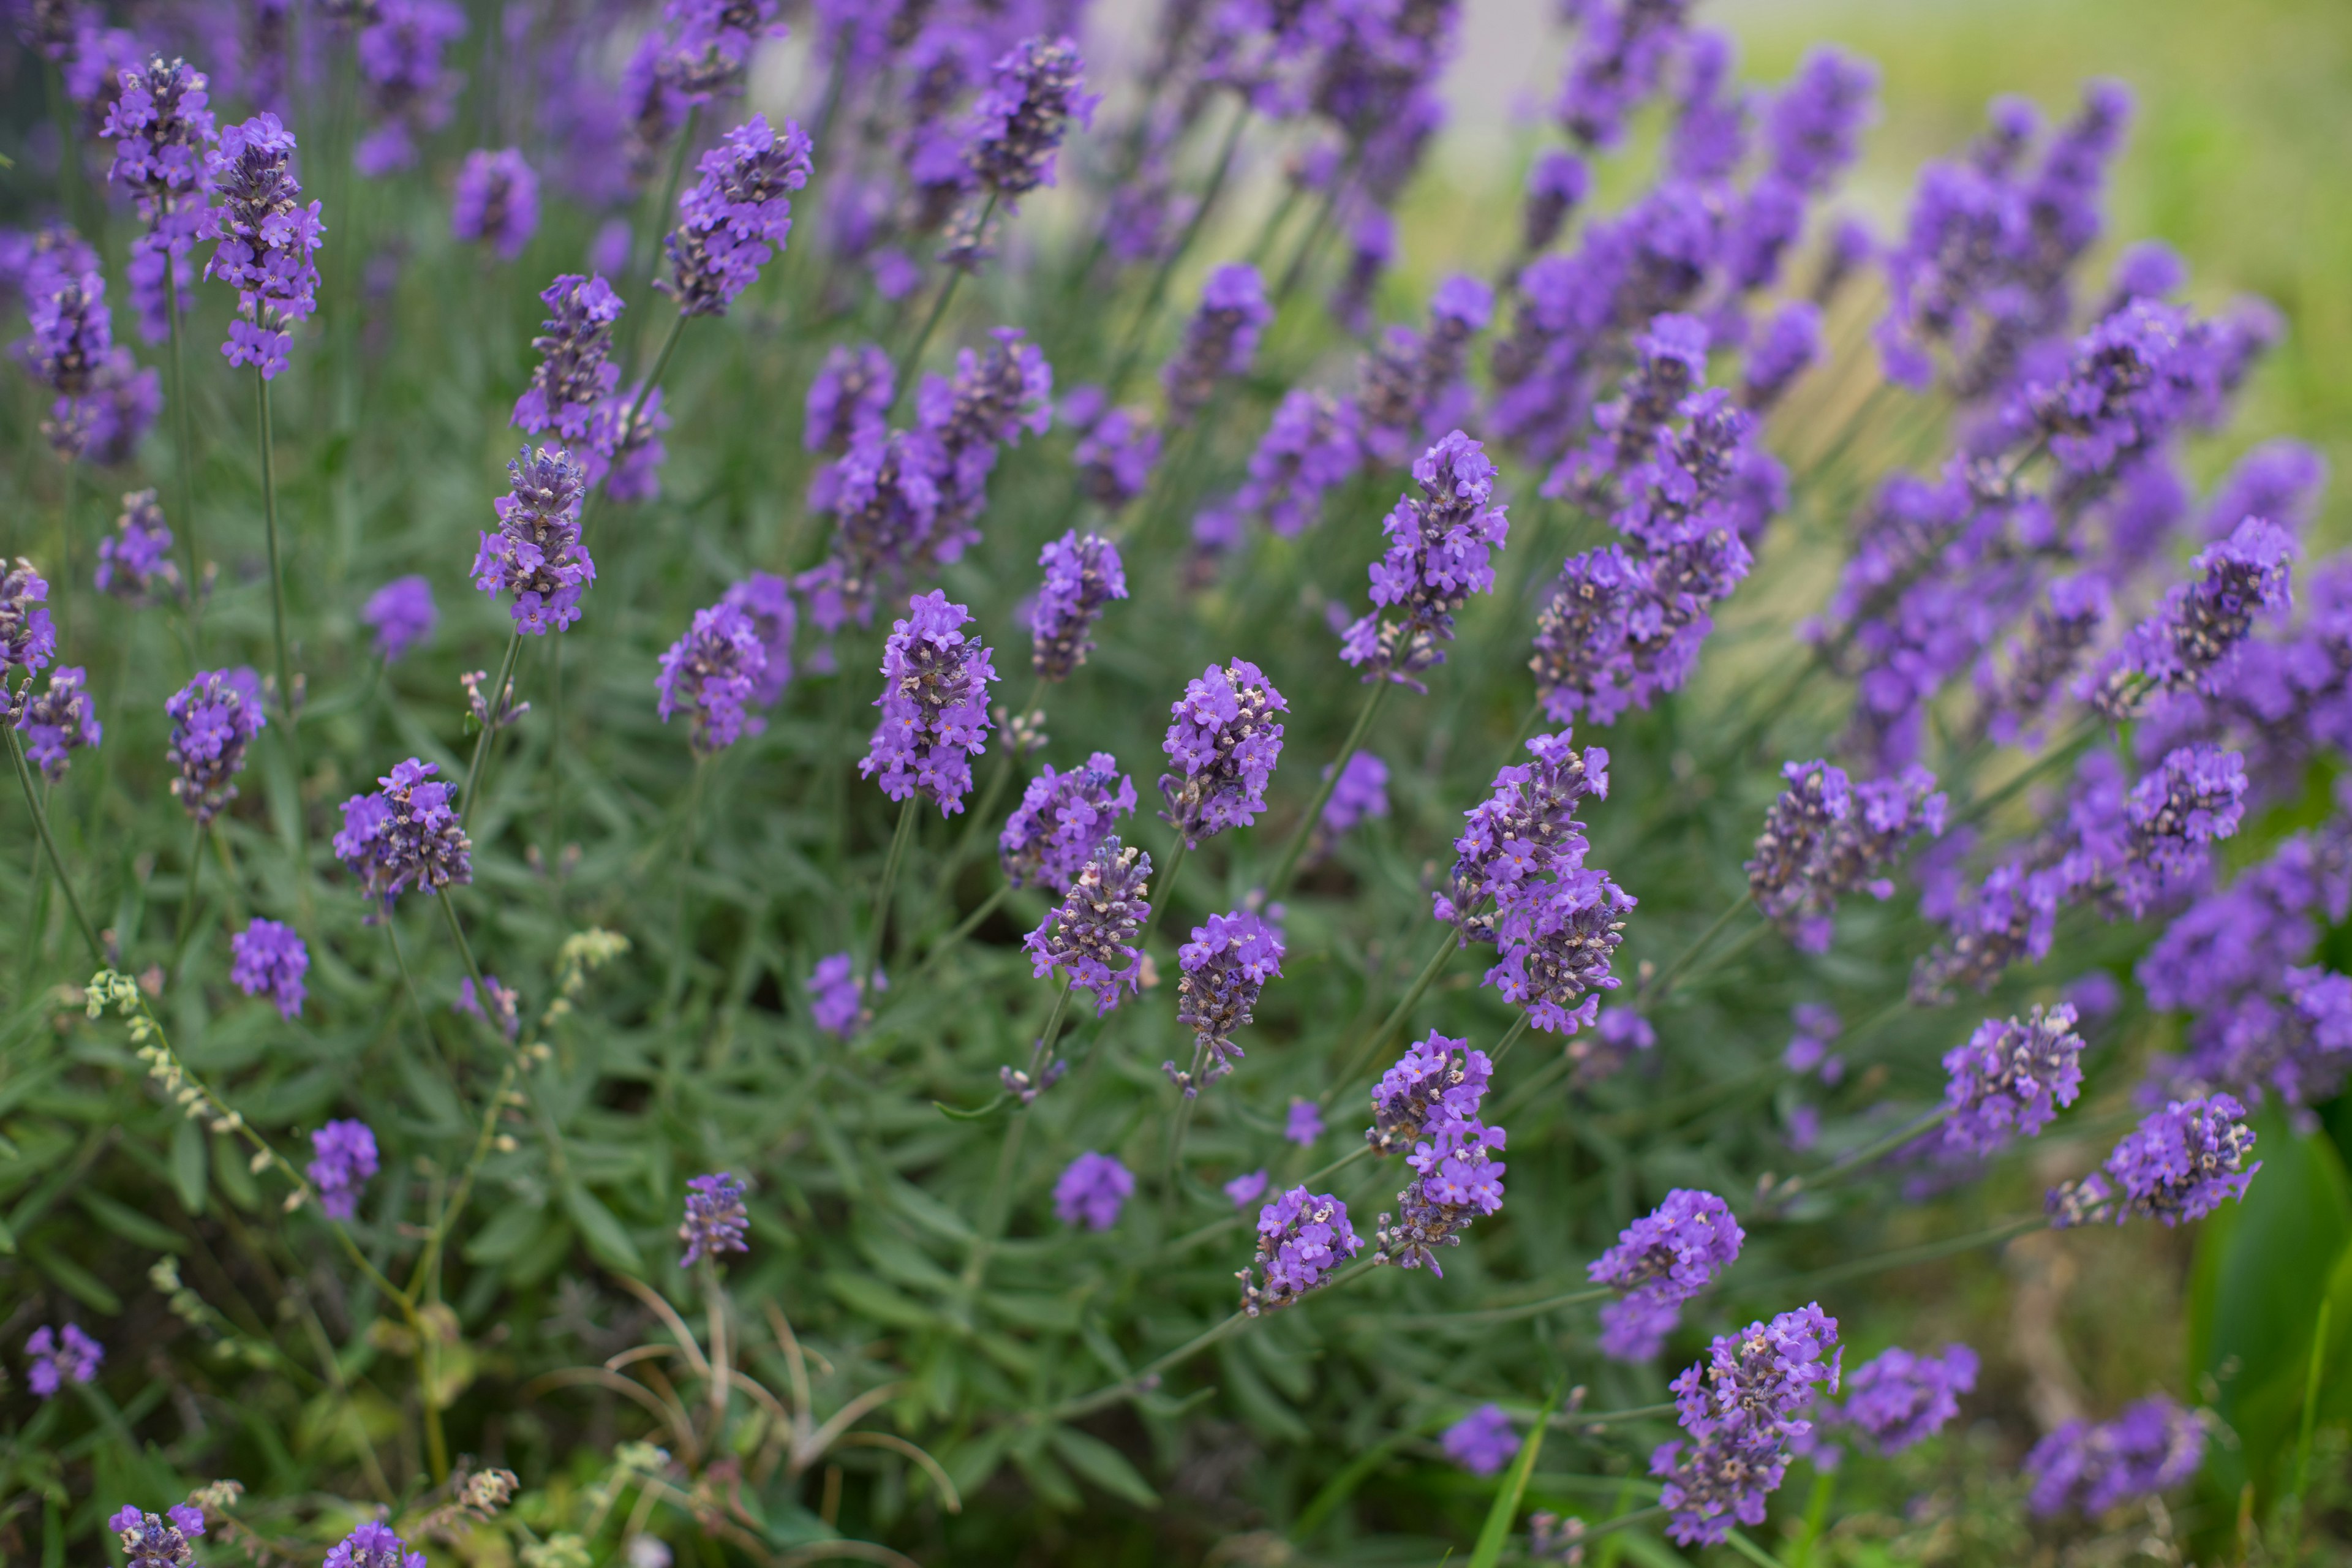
[1941,1004,2082,1156]
[2025,1397,2206,1517]
[1340,430,1512,688]
[657,598,766,756]
[473,445,595,635]
[1225,1169,1270,1208]
[109,1505,203,1568]
[361,576,435,662]
[165,668,265,824]
[324,1520,424,1568]
[513,274,622,440]
[680,1172,750,1264]
[1588,1189,1745,1362]
[2090,515,2295,715]
[201,113,324,378]
[1232,390,1363,539]
[659,115,813,317]
[1357,276,1495,467]
[101,56,217,344]
[860,590,997,816]
[1000,754,1134,891]
[1651,1303,1841,1547]
[1831,1343,1978,1455]
[1746,759,1947,952]
[1072,407,1160,511]
[1054,1151,1133,1231]
[333,759,473,913]
[307,1120,378,1221]
[1,559,58,679]
[807,952,878,1039]
[25,1323,103,1396]
[1025,837,1153,1016]
[1159,658,1287,847]
[2048,1094,2258,1228]
[963,36,1096,206]
[2113,744,2250,915]
[1030,531,1127,680]
[96,490,179,603]
[1441,1405,1521,1476]
[1365,1031,1508,1276]
[1238,1186,1360,1315]
[1164,263,1273,427]
[230,918,307,1018]
[1169,909,1286,1094]
[451,148,540,261]
[2030,300,2219,482]
[915,326,1055,541]
[16,666,101,780]
[804,343,892,459]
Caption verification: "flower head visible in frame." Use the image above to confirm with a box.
[2093,516,2294,715]
[804,342,892,456]
[1652,1303,1841,1547]
[473,445,595,634]
[333,758,473,913]
[963,36,1096,203]
[658,598,767,756]
[1341,431,1512,688]
[659,114,812,316]
[1239,1185,1360,1313]
[15,666,100,780]
[1025,837,1153,1016]
[1320,750,1390,843]
[102,56,217,342]
[202,113,324,378]
[1942,1005,2083,1156]
[2025,1396,2205,1516]
[1286,1099,1324,1147]
[0,559,58,680]
[1170,909,1286,1093]
[325,1520,425,1568]
[24,1323,102,1397]
[1072,407,1160,511]
[362,575,436,662]
[1233,389,1362,538]
[451,148,540,260]
[1000,753,1134,891]
[1441,1404,1521,1476]
[165,668,266,824]
[1590,1189,1744,1362]
[1159,658,1287,847]
[807,952,880,1039]
[1029,530,1127,680]
[110,1504,204,1568]
[1433,731,1610,944]
[352,0,466,176]
[1054,1151,1133,1230]
[1224,1169,1269,1208]
[680,1171,750,1264]
[1163,263,1272,427]
[230,918,308,1018]
[307,1120,378,1220]
[1521,148,1589,254]
[514,273,623,440]
[2048,1095,2258,1228]
[1836,1343,1977,1455]
[1746,760,1947,953]
[860,590,998,815]
[720,572,796,705]
[1742,300,1822,412]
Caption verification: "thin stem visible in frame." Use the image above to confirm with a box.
[665,760,708,1015]
[1756,1104,1953,1211]
[1325,928,1458,1102]
[164,279,203,650]
[1640,894,1755,1003]
[1272,162,1349,306]
[1654,916,1772,1006]
[961,979,1076,1297]
[1487,1014,1534,1068]
[1162,1039,1211,1199]
[7,718,103,965]
[1265,678,1390,900]
[1954,709,2109,829]
[888,200,992,419]
[869,795,921,974]
[459,628,525,824]
[1131,836,1188,957]
[910,882,1012,985]
[168,815,208,982]
[1102,99,1251,401]
[626,107,699,373]
[933,676,1042,907]
[255,371,297,731]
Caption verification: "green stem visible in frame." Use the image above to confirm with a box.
[1640,894,1755,1003]
[664,759,708,1015]
[870,795,921,974]
[961,979,1076,1297]
[458,628,525,824]
[1162,1039,1211,1200]
[1487,1014,1534,1068]
[1327,928,1458,1100]
[1131,835,1189,957]
[2289,1297,2332,1536]
[7,716,103,965]
[255,370,296,731]
[1102,99,1251,401]
[582,310,692,543]
[168,815,208,982]
[1272,160,1349,306]
[164,273,202,650]
[1758,1104,1953,1210]
[1954,709,2110,829]
[889,195,997,417]
[626,107,700,369]
[1265,678,1390,900]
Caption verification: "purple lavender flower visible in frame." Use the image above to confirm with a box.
[1163,263,1273,427]
[1782,1004,1842,1079]
[1329,208,1395,334]
[454,974,519,1040]
[109,1505,204,1568]
[1340,430,1511,688]
[1741,300,1822,412]
[2092,516,2295,715]
[2048,1095,2258,1229]
[1054,1150,1133,1231]
[352,0,466,176]
[1234,389,1363,538]
[1487,862,1636,1035]
[1589,1189,1744,1363]
[657,598,766,756]
[1763,47,1877,193]
[202,113,324,379]
[2114,744,2250,915]
[1978,574,2109,743]
[804,343,893,457]
[680,1171,750,1264]
[1025,837,1153,1016]
[165,668,266,824]
[1521,149,1589,255]
[2024,1397,2206,1517]
[1365,1030,1508,1275]
[1169,909,1286,1093]
[1222,1169,1270,1211]
[24,1324,102,1397]
[963,36,1096,203]
[1433,731,1611,944]
[1000,753,1135,892]
[101,57,217,345]
[307,1120,379,1221]
[2203,439,2327,541]
[15,229,159,463]
[86,491,174,606]
[0,559,58,679]
[720,572,794,706]
[451,148,540,261]
[1072,407,1160,512]
[1320,750,1390,841]
[1665,30,1747,183]
[1940,1005,2083,1156]
[15,666,100,781]
[807,952,878,1039]
[514,274,622,440]
[1240,1185,1360,1314]
[1836,1344,1977,1455]
[333,759,473,912]
[1356,276,1494,468]
[1746,759,1947,953]
[361,575,435,662]
[592,380,669,503]
[656,0,783,103]
[473,445,595,634]
[1286,1099,1323,1147]
[2030,301,2222,481]
[1030,531,1128,680]
[1651,1303,1841,1547]
[658,115,813,317]
[1159,658,1287,847]
[324,1520,424,1568]
[913,326,1054,541]
[230,918,308,1018]
[1555,0,1692,150]
[1442,1404,1521,1476]
[860,590,997,816]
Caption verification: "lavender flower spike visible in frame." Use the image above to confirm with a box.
[1030,530,1128,680]
[1838,1343,1978,1455]
[1,560,59,679]
[16,666,102,780]
[1159,658,1287,847]
[1000,753,1134,891]
[2091,515,2294,715]
[1240,1186,1360,1314]
[680,1172,750,1264]
[473,445,595,634]
[333,759,473,913]
[1441,1405,1521,1476]
[1341,430,1512,688]
[1652,1303,1841,1547]
[24,1323,103,1396]
[1589,1189,1745,1362]
[1746,759,1947,953]
[657,597,767,756]
[1941,1005,2083,1156]
[110,1505,204,1568]
[1025,837,1153,1016]
[2025,1396,2206,1517]
[964,36,1096,204]
[1054,1151,1133,1230]
[307,1120,378,1219]
[1169,908,1286,1094]
[808,952,878,1039]
[1163,263,1273,428]
[659,115,813,317]
[102,56,217,344]
[513,274,622,440]
[96,491,179,603]
[362,575,436,662]
[202,113,325,379]
[2048,1094,2259,1228]
[165,668,266,824]
[324,1521,425,1568]
[1366,1031,1508,1276]
[231,918,309,1017]
[451,148,540,261]
[860,590,998,816]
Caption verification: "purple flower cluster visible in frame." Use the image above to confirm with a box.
[1940,1004,2083,1156]
[1164,263,1273,427]
[1239,1185,1361,1315]
[1,559,58,679]
[472,445,595,634]
[352,0,466,176]
[325,1521,425,1568]
[963,36,1096,204]
[1054,1150,1133,1231]
[96,490,179,604]
[1741,300,1822,412]
[514,274,623,440]
[1319,750,1390,842]
[1030,530,1128,680]
[24,1323,103,1396]
[17,227,160,464]
[109,1504,203,1568]
[307,1120,378,1221]
[230,918,309,1018]
[1072,405,1161,512]
[362,576,436,662]
[660,115,813,317]
[2024,1396,2206,1517]
[1340,430,1512,688]
[2030,300,2225,482]
[1746,758,1947,953]
[1217,391,1360,548]
[1834,1343,1978,1455]
[1025,838,1153,1016]
[860,590,997,815]
[1521,149,1589,255]
[680,1171,750,1264]
[101,56,217,344]
[805,344,893,459]
[1588,1189,1745,1362]
[1000,754,1134,892]
[333,758,474,913]
[658,597,767,756]
[2048,1095,2260,1229]
[455,974,519,1040]
[1554,0,1692,149]
[165,668,265,824]
[1365,1031,1508,1276]
[451,148,540,261]
[201,113,324,379]
[1356,276,1494,467]
[1441,1404,1521,1476]
[807,952,877,1039]
[15,666,100,781]
[1159,658,1287,847]
[1976,573,2110,744]
[2091,515,2295,715]
[1651,1303,1841,1547]
[1170,910,1286,1093]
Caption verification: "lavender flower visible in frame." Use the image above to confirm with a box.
[2112,744,2250,915]
[2030,301,2220,481]
[1441,1404,1521,1476]
[1589,1189,1745,1362]
[101,57,218,344]
[1366,1031,1507,1275]
[1233,388,1363,538]
[1741,300,1822,412]
[1340,430,1512,688]
[804,343,892,457]
[1977,574,2109,742]
[16,230,159,464]
[1836,1343,1977,1455]
[202,113,325,379]
[1224,1169,1269,1208]
[720,572,794,706]
[658,115,813,317]
[1025,837,1153,1016]
[1746,760,1947,954]
[657,598,767,755]
[473,445,595,634]
[333,758,473,911]
[2201,438,2327,541]
[2024,1397,2206,1517]
[1239,1186,1360,1314]
[1487,865,1636,1035]
[1939,1005,2083,1156]
[165,668,266,825]
[1030,531,1128,680]
[595,381,669,503]
[999,753,1134,891]
[0,559,58,679]
[1555,0,1692,150]
[1163,263,1273,427]
[109,1506,204,1568]
[230,918,308,1018]
[1328,208,1395,334]
[1072,408,1161,512]
[352,0,465,176]
[1054,1150,1133,1231]
[807,952,877,1039]
[963,36,1096,203]
[324,1521,424,1568]
[1651,1304,1841,1547]
[88,492,176,606]
[1159,658,1287,847]
[680,1171,750,1264]
[1784,1003,1843,1079]
[860,590,997,816]
[15,666,100,780]
[1763,47,1878,194]
[1319,750,1390,841]
[454,975,519,1040]
[1433,731,1611,944]
[514,274,622,440]
[24,1324,102,1396]
[2048,1095,2260,1229]
[1169,909,1286,1092]
[451,148,540,261]
[307,1120,378,1221]
[2091,516,2295,715]
[1286,1099,1324,1147]
[362,575,435,662]
[1521,149,1589,255]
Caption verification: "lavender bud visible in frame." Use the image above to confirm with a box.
[1740,300,1822,412]
[451,148,540,262]
[1588,1189,1744,1362]
[165,668,266,824]
[1441,1404,1521,1476]
[1163,263,1273,428]
[1024,837,1153,1016]
[93,491,177,605]
[860,590,998,816]
[1234,388,1363,538]
[25,1323,103,1397]
[230,918,308,1018]
[202,113,325,379]
[2024,1397,2205,1517]
[804,343,893,457]
[963,36,1096,203]
[1028,530,1128,681]
[1,559,59,680]
[1238,1186,1361,1316]
[15,666,100,780]
[361,575,436,662]
[325,1521,424,1568]
[1341,429,1511,688]
[658,115,812,317]
[2047,1094,2258,1229]
[473,445,595,635]
[657,598,767,756]
[307,1119,378,1220]
[1521,149,1589,254]
[1054,1151,1133,1230]
[1174,908,1286,1090]
[680,1171,750,1264]
[514,274,623,440]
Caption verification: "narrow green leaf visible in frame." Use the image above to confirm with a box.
[76,1188,187,1253]
[463,1200,550,1265]
[27,1242,125,1314]
[170,1118,208,1215]
[934,1094,1008,1121]
[562,1180,644,1274]
[827,1272,941,1331]
[0,1210,16,1254]
[1049,1426,1160,1509]
[1469,1378,1565,1568]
